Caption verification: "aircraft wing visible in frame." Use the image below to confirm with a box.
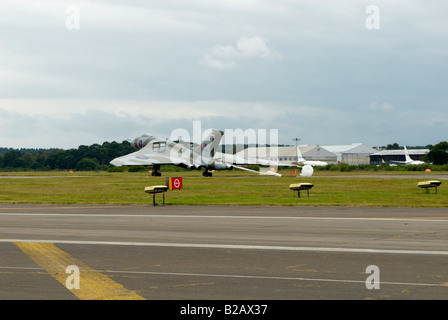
[110,146,183,167]
[215,152,291,167]
[389,160,406,165]
[214,152,312,177]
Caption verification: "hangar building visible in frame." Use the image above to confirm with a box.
[369,149,429,165]
[234,145,337,164]
[321,143,378,165]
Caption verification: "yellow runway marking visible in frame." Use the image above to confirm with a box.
[14,242,145,300]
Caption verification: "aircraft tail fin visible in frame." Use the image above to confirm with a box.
[404,146,413,162]
[200,129,224,162]
[296,146,306,163]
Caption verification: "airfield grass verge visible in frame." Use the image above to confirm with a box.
[0,170,447,207]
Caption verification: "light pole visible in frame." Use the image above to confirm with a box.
[293,137,301,164]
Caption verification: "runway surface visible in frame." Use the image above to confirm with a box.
[1,204,448,301]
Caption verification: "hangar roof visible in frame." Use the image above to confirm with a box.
[322,143,377,154]
[370,149,429,156]
[234,145,337,162]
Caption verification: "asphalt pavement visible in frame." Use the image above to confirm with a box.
[1,204,448,303]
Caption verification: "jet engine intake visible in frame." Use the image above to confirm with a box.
[132,134,155,149]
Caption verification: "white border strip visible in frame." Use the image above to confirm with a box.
[1,213,448,222]
[2,239,448,256]
[1,265,445,287]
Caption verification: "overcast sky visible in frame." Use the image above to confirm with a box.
[1,0,447,149]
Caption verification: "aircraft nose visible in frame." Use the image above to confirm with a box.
[110,159,124,166]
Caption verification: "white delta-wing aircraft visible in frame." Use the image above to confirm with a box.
[110,129,313,177]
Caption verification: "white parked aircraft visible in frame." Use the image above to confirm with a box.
[391,146,425,165]
[296,146,328,167]
[381,159,397,167]
[110,129,313,177]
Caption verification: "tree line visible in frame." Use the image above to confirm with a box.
[0,141,134,171]
[424,141,448,165]
[0,140,447,171]
[382,141,448,165]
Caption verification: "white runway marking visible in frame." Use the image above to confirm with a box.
[2,238,448,256]
[1,212,448,223]
[0,265,446,288]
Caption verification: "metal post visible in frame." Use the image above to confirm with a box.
[293,137,301,164]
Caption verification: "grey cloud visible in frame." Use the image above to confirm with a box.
[1,0,447,148]
[201,36,282,70]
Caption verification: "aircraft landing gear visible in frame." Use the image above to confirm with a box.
[151,165,162,176]
[202,170,213,177]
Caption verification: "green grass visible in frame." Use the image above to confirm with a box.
[0,170,447,207]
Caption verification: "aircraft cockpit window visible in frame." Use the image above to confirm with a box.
[153,141,166,152]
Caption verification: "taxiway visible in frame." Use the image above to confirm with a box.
[1,204,448,300]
